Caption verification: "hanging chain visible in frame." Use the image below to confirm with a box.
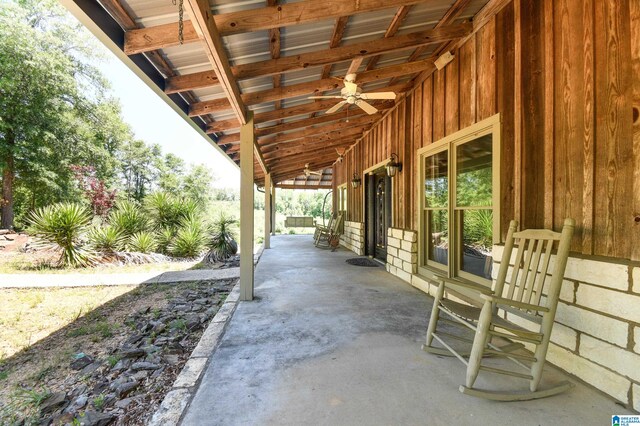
[173,0,184,45]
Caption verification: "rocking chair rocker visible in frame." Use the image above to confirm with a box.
[422,218,575,401]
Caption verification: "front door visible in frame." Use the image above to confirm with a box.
[366,171,391,261]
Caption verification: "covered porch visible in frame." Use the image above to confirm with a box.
[181,235,630,425]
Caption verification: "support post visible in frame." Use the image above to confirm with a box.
[240,112,255,301]
[271,185,276,235]
[264,173,272,249]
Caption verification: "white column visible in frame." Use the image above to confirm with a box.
[271,185,276,236]
[240,112,254,301]
[264,173,271,249]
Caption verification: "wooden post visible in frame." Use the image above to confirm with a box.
[240,112,254,301]
[271,185,276,235]
[264,173,272,249]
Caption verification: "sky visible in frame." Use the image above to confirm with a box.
[97,46,240,189]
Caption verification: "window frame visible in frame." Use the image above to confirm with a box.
[417,114,501,286]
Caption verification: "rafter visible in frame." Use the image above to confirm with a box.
[320,16,350,80]
[124,0,432,54]
[255,108,386,137]
[364,5,412,71]
[263,129,365,158]
[260,121,374,148]
[164,23,470,93]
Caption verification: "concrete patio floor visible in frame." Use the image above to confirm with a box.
[182,235,633,425]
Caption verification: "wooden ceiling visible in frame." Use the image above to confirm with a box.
[94,0,483,185]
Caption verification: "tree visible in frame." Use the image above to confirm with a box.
[182,164,215,205]
[119,140,162,201]
[157,153,185,194]
[0,0,107,229]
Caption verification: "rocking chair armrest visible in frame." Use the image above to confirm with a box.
[480,295,550,312]
[438,276,493,295]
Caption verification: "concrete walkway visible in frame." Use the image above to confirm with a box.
[0,268,239,288]
[182,235,633,426]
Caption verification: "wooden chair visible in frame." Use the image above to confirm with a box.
[314,213,336,243]
[422,218,575,401]
[315,212,343,250]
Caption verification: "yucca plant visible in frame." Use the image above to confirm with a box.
[88,225,125,253]
[28,203,95,267]
[205,213,238,263]
[129,231,157,254]
[155,227,175,255]
[109,200,149,242]
[170,218,206,258]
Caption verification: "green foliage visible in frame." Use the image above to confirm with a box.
[27,203,94,267]
[170,218,206,258]
[129,231,157,254]
[109,200,149,242]
[145,192,200,231]
[463,209,493,250]
[206,213,238,262]
[92,394,106,410]
[169,318,186,331]
[88,225,125,253]
[155,227,175,255]
[106,355,121,368]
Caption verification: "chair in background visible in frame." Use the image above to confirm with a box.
[422,218,575,400]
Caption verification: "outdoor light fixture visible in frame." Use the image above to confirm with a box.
[351,173,362,188]
[385,153,402,177]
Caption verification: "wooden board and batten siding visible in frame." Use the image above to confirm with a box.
[334,0,640,262]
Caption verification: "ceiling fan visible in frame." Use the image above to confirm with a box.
[308,73,396,115]
[303,163,322,177]
[336,148,345,163]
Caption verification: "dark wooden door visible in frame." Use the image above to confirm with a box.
[366,171,392,261]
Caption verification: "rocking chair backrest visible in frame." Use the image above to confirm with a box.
[331,212,344,234]
[494,219,575,315]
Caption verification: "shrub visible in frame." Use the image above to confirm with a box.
[145,192,202,231]
[170,218,206,258]
[129,231,157,254]
[109,200,149,240]
[155,227,174,255]
[88,225,125,253]
[28,203,95,267]
[205,213,238,263]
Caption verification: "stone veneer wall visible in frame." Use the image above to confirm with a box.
[387,227,640,412]
[385,228,417,283]
[340,221,364,255]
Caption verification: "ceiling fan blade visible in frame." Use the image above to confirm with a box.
[355,99,378,115]
[359,92,397,100]
[308,95,343,99]
[326,101,347,114]
[310,171,322,176]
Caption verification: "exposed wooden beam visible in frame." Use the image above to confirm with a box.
[184,0,247,126]
[267,0,283,116]
[320,16,350,80]
[259,116,378,147]
[207,117,241,133]
[240,61,432,106]
[263,130,364,158]
[255,108,384,137]
[276,183,332,190]
[124,0,433,54]
[389,0,472,84]
[97,0,136,30]
[189,97,232,117]
[365,5,412,71]
[255,99,352,124]
[164,23,470,92]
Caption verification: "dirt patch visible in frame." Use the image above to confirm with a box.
[0,278,237,425]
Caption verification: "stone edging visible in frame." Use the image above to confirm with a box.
[148,246,264,425]
[148,282,240,425]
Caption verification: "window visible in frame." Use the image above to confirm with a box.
[418,115,500,286]
[337,184,347,214]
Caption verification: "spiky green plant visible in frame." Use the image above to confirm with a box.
[129,231,157,253]
[28,203,95,267]
[155,227,175,254]
[109,200,149,240]
[205,213,238,263]
[170,218,206,258]
[88,225,125,253]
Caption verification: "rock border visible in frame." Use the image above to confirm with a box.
[148,282,240,425]
[148,247,263,425]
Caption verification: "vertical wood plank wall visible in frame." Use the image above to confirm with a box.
[335,0,640,261]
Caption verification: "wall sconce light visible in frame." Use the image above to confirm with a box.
[386,153,402,177]
[351,173,362,188]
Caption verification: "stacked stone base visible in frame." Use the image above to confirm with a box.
[340,221,364,255]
